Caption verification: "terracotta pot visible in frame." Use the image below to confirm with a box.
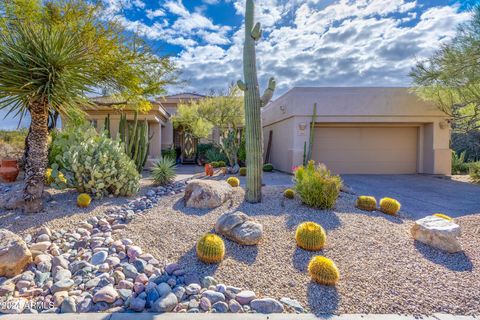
[0,158,20,183]
[205,163,214,177]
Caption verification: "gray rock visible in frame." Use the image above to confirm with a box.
[53,269,71,282]
[152,292,178,312]
[129,297,146,312]
[201,276,217,288]
[201,290,225,304]
[85,277,101,289]
[52,256,69,269]
[77,298,93,313]
[122,263,139,279]
[51,279,74,294]
[212,301,229,313]
[236,290,256,305]
[165,262,180,274]
[250,298,284,314]
[185,283,201,295]
[215,212,263,245]
[156,282,172,297]
[60,297,77,313]
[118,288,132,300]
[229,299,244,313]
[280,297,304,313]
[91,251,108,265]
[184,180,232,209]
[173,286,186,301]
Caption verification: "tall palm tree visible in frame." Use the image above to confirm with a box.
[0,22,94,213]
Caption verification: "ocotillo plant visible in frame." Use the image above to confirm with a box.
[238,0,276,203]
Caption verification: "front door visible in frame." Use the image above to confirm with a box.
[181,131,197,163]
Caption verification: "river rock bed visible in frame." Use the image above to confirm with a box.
[0,182,303,315]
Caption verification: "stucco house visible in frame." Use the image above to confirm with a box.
[83,87,452,175]
[84,93,206,167]
[262,87,451,175]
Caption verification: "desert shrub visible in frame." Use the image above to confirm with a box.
[379,197,401,215]
[210,161,219,168]
[296,222,326,251]
[239,167,246,176]
[196,233,225,264]
[469,162,480,183]
[293,160,342,209]
[45,166,67,189]
[0,129,26,161]
[283,188,295,199]
[161,147,177,161]
[263,163,274,172]
[452,150,469,174]
[355,196,377,211]
[308,256,340,286]
[57,133,140,199]
[227,177,240,187]
[205,147,227,163]
[77,193,91,208]
[217,160,226,167]
[152,157,177,186]
[238,131,246,164]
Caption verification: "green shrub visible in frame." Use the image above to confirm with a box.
[152,157,177,186]
[161,147,177,161]
[217,160,226,167]
[293,160,342,209]
[469,162,480,183]
[263,163,274,172]
[238,131,246,163]
[56,132,140,198]
[210,161,219,168]
[239,167,247,176]
[205,148,227,163]
[452,150,469,174]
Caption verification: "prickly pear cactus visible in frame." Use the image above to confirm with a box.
[238,0,276,203]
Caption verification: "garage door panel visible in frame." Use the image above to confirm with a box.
[313,127,418,174]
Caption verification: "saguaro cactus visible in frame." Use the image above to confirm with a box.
[238,0,276,203]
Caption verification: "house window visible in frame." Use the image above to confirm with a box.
[90,119,98,129]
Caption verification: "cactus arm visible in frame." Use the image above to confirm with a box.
[237,80,247,91]
[251,22,262,40]
[127,111,138,156]
[261,77,276,107]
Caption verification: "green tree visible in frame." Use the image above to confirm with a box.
[0,0,176,212]
[172,85,244,169]
[410,6,480,160]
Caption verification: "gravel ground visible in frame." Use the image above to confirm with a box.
[119,186,480,316]
[0,177,155,236]
[1,180,479,315]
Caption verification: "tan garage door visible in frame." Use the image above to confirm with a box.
[313,126,418,174]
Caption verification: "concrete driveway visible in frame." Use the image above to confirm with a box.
[342,174,480,218]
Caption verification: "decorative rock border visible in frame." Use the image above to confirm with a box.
[0,180,305,315]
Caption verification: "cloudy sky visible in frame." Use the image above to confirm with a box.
[0,0,475,129]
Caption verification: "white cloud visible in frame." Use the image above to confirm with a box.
[146,8,166,19]
[173,0,471,96]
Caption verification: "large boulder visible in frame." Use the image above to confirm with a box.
[215,211,263,245]
[0,229,32,277]
[184,180,233,209]
[411,215,462,253]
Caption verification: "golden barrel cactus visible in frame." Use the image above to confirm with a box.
[379,197,401,215]
[295,222,326,251]
[433,213,453,221]
[284,188,295,199]
[196,233,225,264]
[227,177,240,187]
[308,256,340,286]
[77,193,92,208]
[355,196,377,211]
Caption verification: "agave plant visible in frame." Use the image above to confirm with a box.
[152,157,177,186]
[0,22,94,212]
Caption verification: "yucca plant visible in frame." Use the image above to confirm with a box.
[152,157,177,186]
[0,22,94,213]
